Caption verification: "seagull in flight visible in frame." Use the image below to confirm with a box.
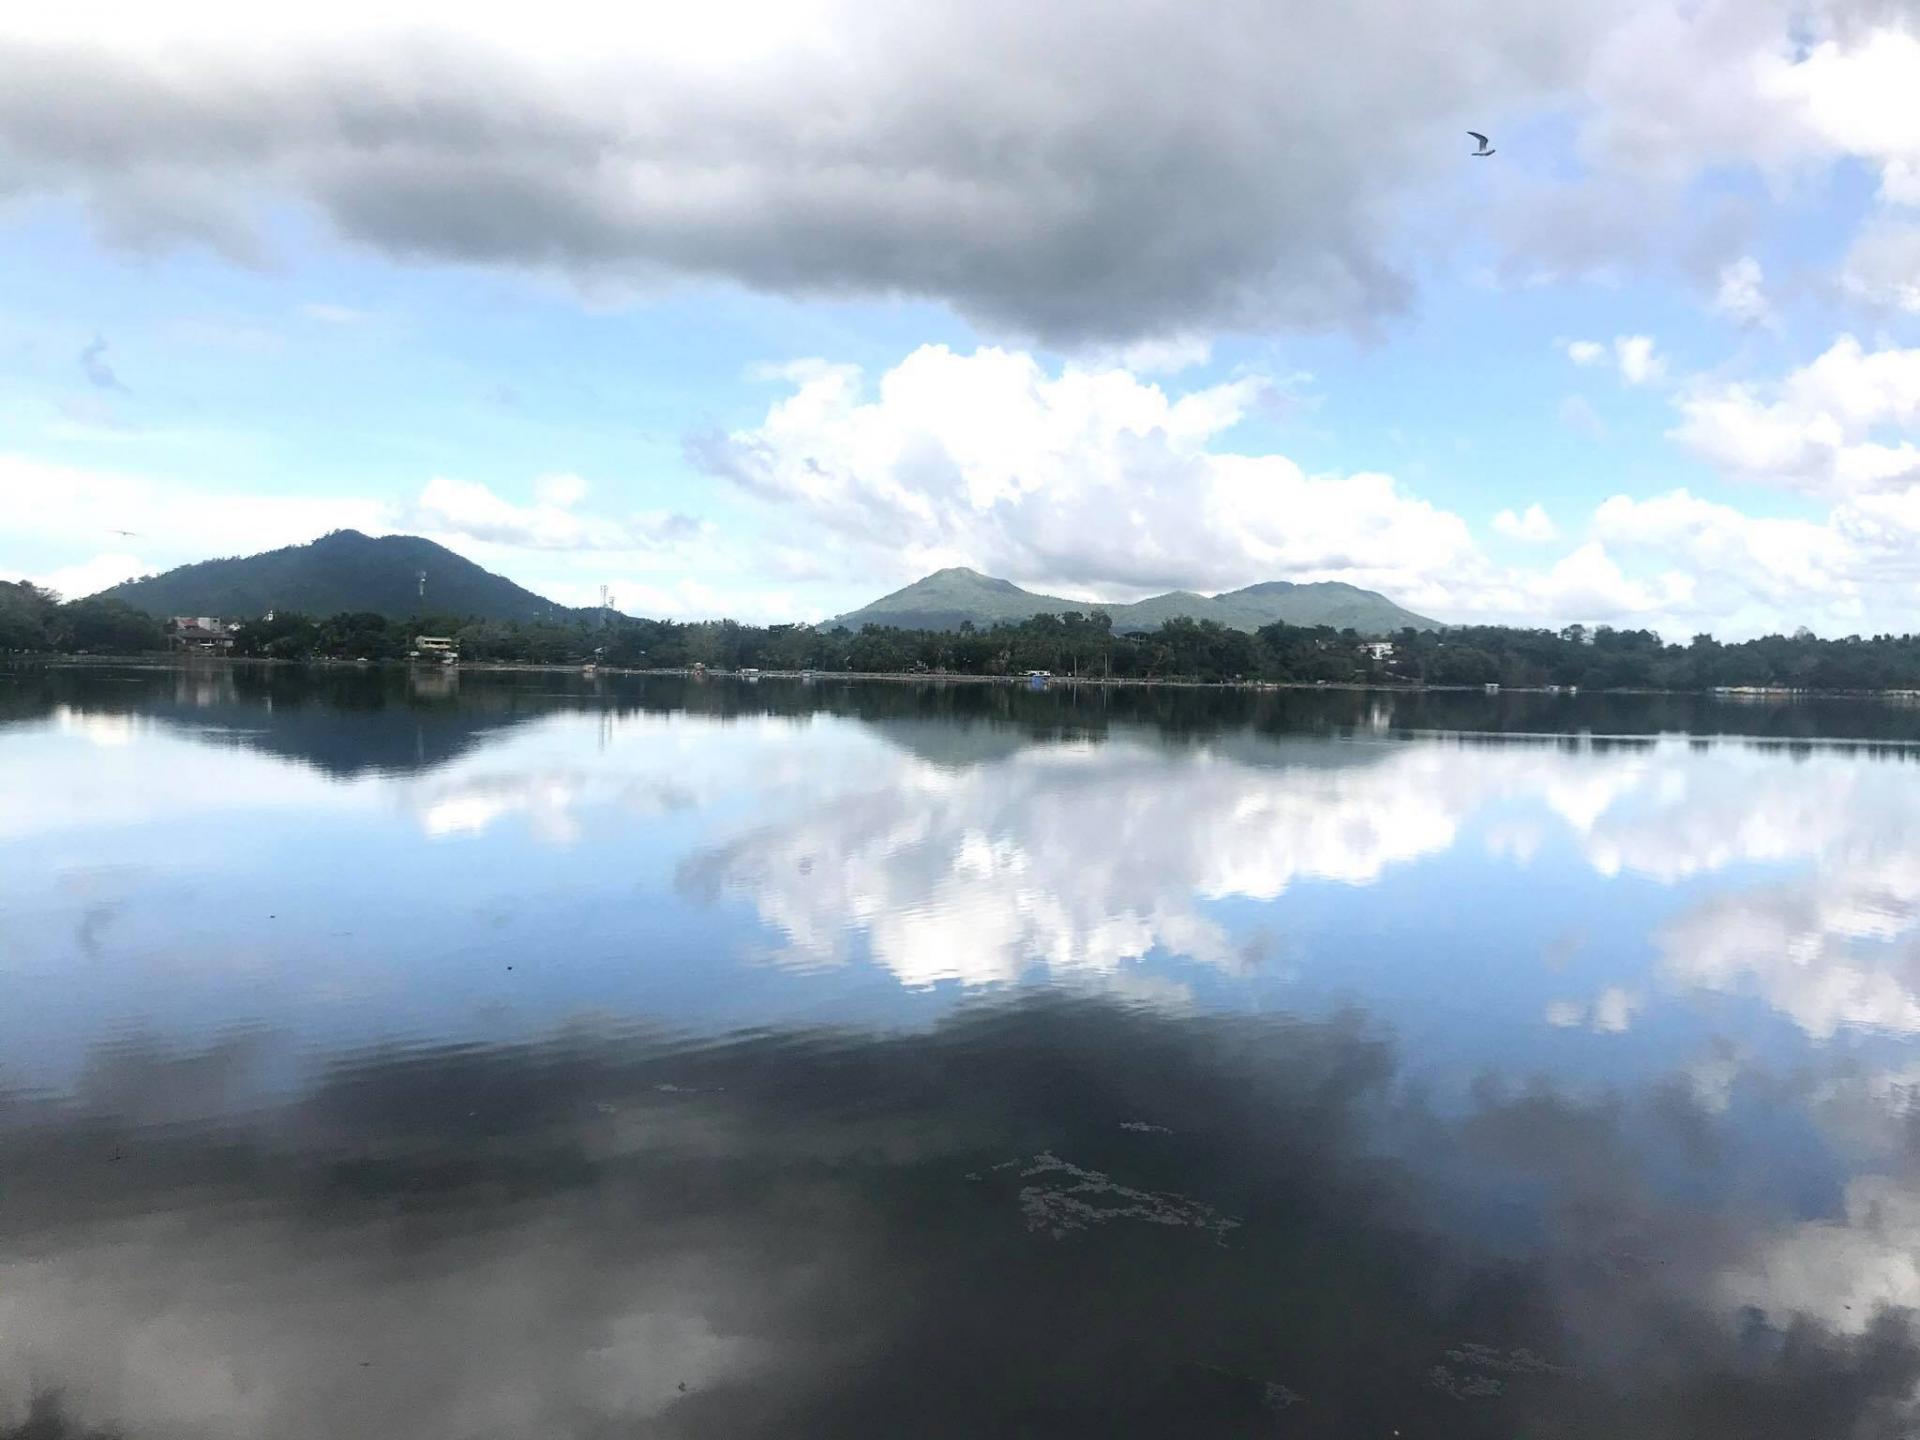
[1468,131,1495,157]
[110,528,139,536]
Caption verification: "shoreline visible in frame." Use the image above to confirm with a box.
[8,653,1920,701]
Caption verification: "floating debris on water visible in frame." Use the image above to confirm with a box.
[1429,1365,1504,1400]
[1011,1151,1239,1242]
[1445,1342,1571,1376]
[1187,1361,1305,1414]
[1262,1381,1304,1413]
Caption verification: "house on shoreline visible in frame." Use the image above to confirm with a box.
[168,617,237,654]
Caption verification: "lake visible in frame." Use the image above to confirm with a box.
[6,664,1920,1438]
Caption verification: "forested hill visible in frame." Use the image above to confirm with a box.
[100,530,577,622]
[827,567,1437,635]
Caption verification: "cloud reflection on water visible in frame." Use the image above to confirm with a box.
[9,677,1920,1433]
[5,1001,1920,1439]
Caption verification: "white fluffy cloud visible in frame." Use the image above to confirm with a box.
[698,344,1477,600]
[1560,335,1667,385]
[14,328,1920,636]
[1673,336,1920,495]
[1615,335,1667,385]
[1582,1,1920,199]
[690,340,1920,635]
[1593,490,1854,608]
[1493,503,1560,542]
[1766,20,1920,206]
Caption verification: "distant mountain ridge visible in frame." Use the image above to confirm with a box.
[101,530,578,623]
[828,568,1438,635]
[96,532,1439,635]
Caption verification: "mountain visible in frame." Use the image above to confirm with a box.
[100,530,577,623]
[827,568,1438,635]
[93,531,1437,634]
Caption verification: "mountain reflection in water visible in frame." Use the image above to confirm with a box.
[5,665,1920,1437]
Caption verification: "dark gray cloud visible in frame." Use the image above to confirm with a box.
[0,2,1627,343]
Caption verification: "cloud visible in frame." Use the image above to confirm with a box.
[1593,489,1854,610]
[411,476,703,554]
[683,735,1483,986]
[3,2,1917,343]
[1095,336,1214,376]
[1723,1175,1920,1338]
[14,994,1903,1440]
[0,452,792,622]
[532,472,589,508]
[1672,336,1920,496]
[4,0,1888,344]
[0,454,397,591]
[1561,335,1665,385]
[77,334,128,393]
[690,342,1920,636]
[1542,987,1643,1032]
[1660,864,1920,1039]
[1492,503,1560,542]
[694,343,1476,600]
[1525,540,1694,621]
[1839,220,1920,313]
[1615,335,1667,385]
[1712,255,1772,326]
[1765,20,1920,206]
[1578,1,1920,200]
[31,551,148,601]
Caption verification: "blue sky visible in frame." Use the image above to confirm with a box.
[4,0,1920,636]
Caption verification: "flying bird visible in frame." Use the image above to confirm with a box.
[1468,131,1495,157]
[110,528,139,536]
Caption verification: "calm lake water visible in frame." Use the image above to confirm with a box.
[8,664,1920,1437]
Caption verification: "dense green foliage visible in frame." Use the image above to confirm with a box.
[0,581,165,654]
[0,581,59,651]
[829,566,1438,634]
[14,581,1920,692]
[99,530,579,623]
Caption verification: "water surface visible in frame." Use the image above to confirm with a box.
[6,665,1920,1437]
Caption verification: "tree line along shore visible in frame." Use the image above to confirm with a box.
[10,580,1920,692]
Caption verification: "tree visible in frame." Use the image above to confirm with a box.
[0,581,58,651]
[53,597,165,653]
